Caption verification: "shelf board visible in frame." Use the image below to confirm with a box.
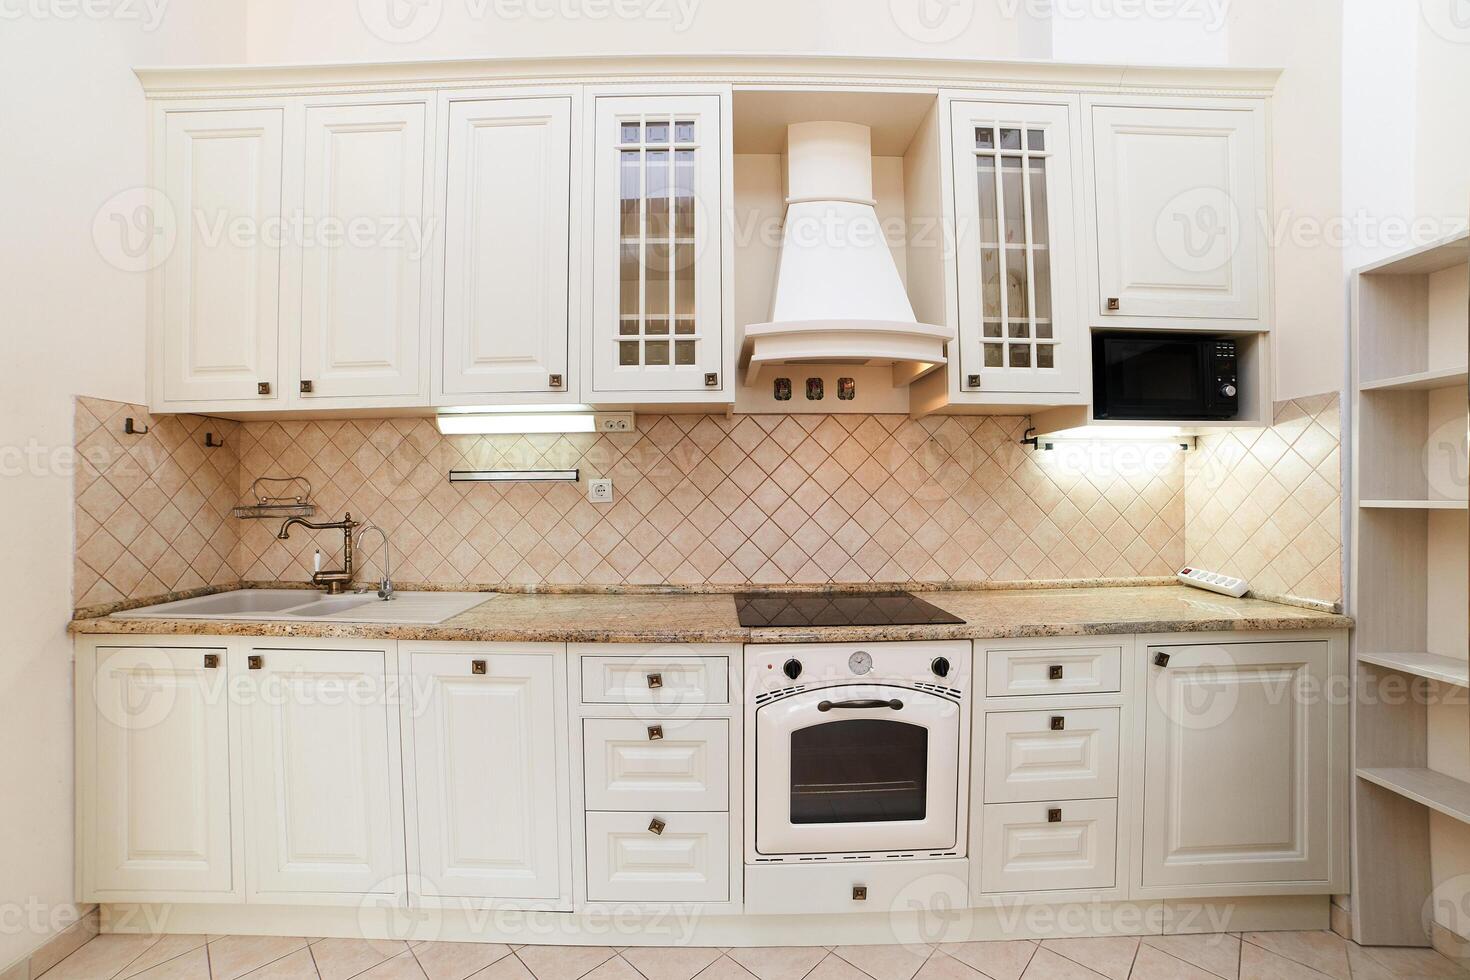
[1360,366,1469,392]
[1358,651,1470,687]
[1358,768,1470,824]
[1360,499,1469,511]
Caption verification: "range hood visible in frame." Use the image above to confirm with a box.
[740,121,953,389]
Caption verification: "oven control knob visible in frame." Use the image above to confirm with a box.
[1220,383,1237,398]
[782,659,803,680]
[931,657,952,678]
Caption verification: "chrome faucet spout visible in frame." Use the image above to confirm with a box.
[355,523,396,601]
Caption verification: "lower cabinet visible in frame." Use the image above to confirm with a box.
[980,799,1118,894]
[404,645,569,906]
[584,811,729,904]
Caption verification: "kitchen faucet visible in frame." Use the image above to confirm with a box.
[354,523,396,601]
[276,512,360,594]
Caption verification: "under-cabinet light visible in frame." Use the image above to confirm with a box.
[436,413,597,435]
[448,469,580,483]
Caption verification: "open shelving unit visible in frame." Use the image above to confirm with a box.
[1350,232,1470,946]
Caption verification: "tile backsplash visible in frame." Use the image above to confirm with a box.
[1184,393,1344,605]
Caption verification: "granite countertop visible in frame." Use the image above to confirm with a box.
[70,586,1351,644]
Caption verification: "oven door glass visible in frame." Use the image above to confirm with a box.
[1096,337,1206,418]
[755,684,961,856]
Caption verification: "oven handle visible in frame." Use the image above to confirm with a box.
[817,698,904,712]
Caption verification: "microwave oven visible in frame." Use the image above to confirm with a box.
[1092,333,1239,421]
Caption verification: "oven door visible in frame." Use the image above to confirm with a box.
[1094,336,1208,419]
[755,684,961,856]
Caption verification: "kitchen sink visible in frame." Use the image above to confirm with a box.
[113,589,494,625]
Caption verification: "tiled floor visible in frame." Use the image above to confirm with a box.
[32,931,1470,980]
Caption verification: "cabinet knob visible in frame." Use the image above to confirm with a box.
[646,672,663,689]
[647,724,663,741]
[257,382,271,396]
[704,372,719,388]
[1107,297,1120,311]
[648,817,666,835]
[549,374,563,389]
[300,380,314,394]
[966,374,981,389]
[248,655,263,670]
[1153,651,1171,668]
[203,654,219,669]
[1050,715,1065,731]
[852,886,868,901]
[1048,807,1062,823]
[1048,664,1064,680]
[472,660,486,675]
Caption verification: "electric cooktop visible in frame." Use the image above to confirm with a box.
[733,591,966,628]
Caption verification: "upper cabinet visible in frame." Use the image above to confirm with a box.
[158,108,284,405]
[1088,101,1269,328]
[588,93,729,399]
[440,95,574,401]
[950,97,1085,396]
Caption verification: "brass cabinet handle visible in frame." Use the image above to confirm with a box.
[203,654,219,669]
[1048,807,1062,823]
[852,886,868,901]
[966,374,981,388]
[704,372,719,387]
[300,380,314,394]
[1050,716,1065,731]
[472,660,486,675]
[1107,297,1120,311]
[648,817,666,835]
[1154,651,1171,668]
[647,725,663,741]
[549,374,563,388]
[257,382,271,396]
[646,672,663,689]
[248,655,263,670]
[1048,664,1064,680]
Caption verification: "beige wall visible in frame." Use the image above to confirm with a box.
[0,6,246,970]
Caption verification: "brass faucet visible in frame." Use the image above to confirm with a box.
[277,512,360,594]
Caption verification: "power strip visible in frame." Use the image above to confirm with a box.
[1177,566,1249,598]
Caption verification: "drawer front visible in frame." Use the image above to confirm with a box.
[583,719,729,811]
[585,811,728,903]
[985,645,1123,697]
[581,655,729,705]
[745,858,968,916]
[983,708,1120,803]
[980,799,1117,894]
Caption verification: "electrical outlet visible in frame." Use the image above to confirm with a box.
[594,412,635,433]
[587,478,614,503]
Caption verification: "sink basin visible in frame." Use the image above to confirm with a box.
[114,589,494,625]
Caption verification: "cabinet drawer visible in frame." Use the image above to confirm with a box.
[583,719,728,811]
[585,811,728,903]
[983,708,1120,803]
[745,858,968,916]
[985,645,1122,697]
[580,655,729,705]
[980,799,1117,894]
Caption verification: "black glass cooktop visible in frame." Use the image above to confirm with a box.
[734,591,965,628]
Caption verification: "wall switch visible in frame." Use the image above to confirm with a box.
[594,412,635,433]
[587,478,614,503]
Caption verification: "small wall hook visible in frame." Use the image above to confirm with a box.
[204,432,225,448]
[123,417,149,435]
[1020,426,1039,449]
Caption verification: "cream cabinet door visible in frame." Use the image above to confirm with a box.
[299,101,429,401]
[1141,640,1331,888]
[238,648,403,901]
[591,95,724,394]
[160,108,283,404]
[90,647,233,897]
[951,99,1084,395]
[442,97,571,396]
[407,649,565,903]
[1090,104,1266,323]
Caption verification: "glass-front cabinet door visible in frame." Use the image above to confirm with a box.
[591,95,724,394]
[950,99,1083,395]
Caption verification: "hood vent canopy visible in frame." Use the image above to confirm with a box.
[740,121,953,389]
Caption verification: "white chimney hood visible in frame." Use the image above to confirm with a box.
[740,121,952,389]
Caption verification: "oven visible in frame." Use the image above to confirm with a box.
[746,641,971,860]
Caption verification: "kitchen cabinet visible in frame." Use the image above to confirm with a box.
[157,108,284,406]
[950,98,1085,395]
[237,646,404,902]
[584,811,730,904]
[405,646,569,905]
[440,96,574,400]
[298,101,430,402]
[1088,102,1268,326]
[84,646,235,899]
[589,94,727,397]
[1138,638,1335,891]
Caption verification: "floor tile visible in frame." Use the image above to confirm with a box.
[832,945,931,980]
[622,947,723,980]
[1358,945,1470,978]
[910,951,988,980]
[580,959,645,980]
[1139,935,1239,980]
[1343,945,1396,980]
[310,938,409,980]
[801,956,872,980]
[469,955,537,980]
[1237,942,1335,980]
[238,950,321,979]
[358,952,429,979]
[725,947,827,980]
[1240,932,1348,980]
[208,936,311,980]
[514,946,617,980]
[131,948,213,980]
[412,941,512,980]
[121,936,211,980]
[935,942,1038,980]
[690,957,761,980]
[1128,945,1220,980]
[1038,938,1138,980]
[1017,948,1106,979]
[39,934,164,979]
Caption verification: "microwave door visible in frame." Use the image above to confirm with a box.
[1097,339,1207,419]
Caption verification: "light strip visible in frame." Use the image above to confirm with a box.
[448,470,580,483]
[436,413,597,435]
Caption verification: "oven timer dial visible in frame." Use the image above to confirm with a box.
[848,650,873,675]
